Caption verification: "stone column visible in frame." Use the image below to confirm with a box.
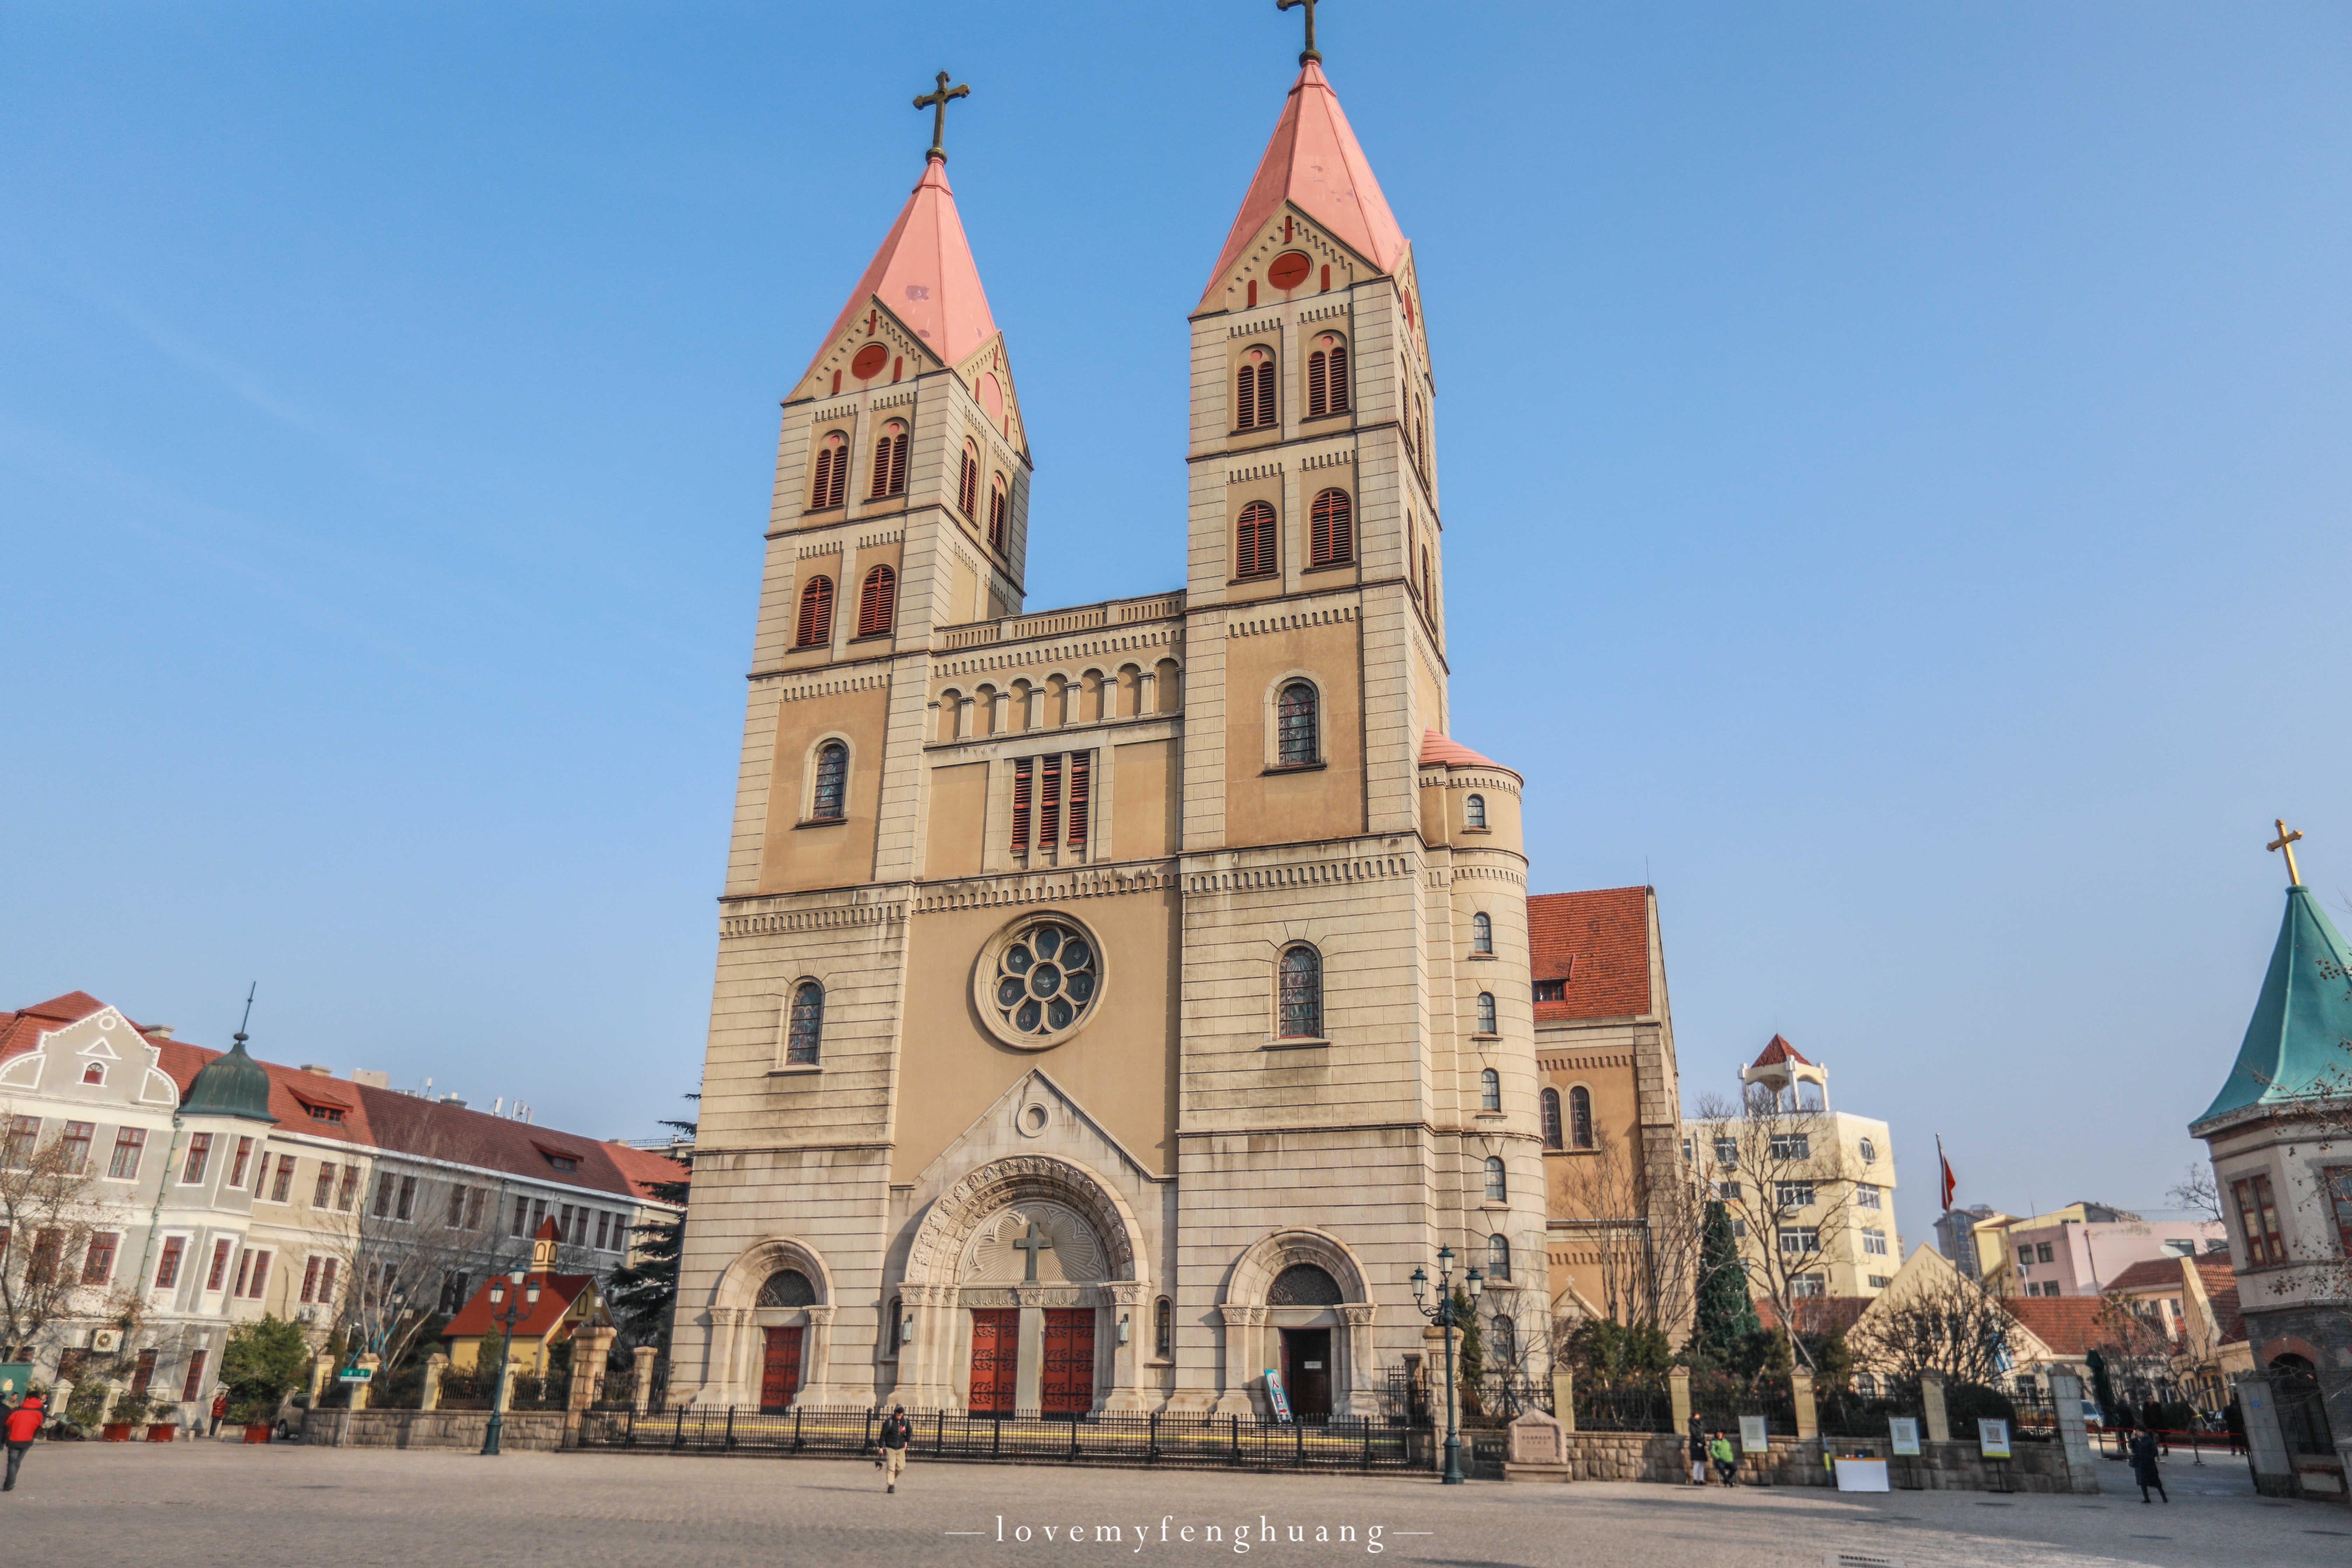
[1213,1305,1262,1416]
[308,1354,334,1403]
[1136,670,1157,716]
[2047,1372,2099,1494]
[1101,1283,1151,1413]
[1791,1368,1817,1441]
[1920,1370,1950,1443]
[796,1306,836,1407]
[1339,1303,1377,1418]
[712,1307,750,1407]
[420,1353,448,1412]
[1552,1369,1576,1433]
[1014,1301,1045,1413]
[632,1345,659,1414]
[889,1282,957,1410]
[571,1326,616,1407]
[1668,1366,1692,1434]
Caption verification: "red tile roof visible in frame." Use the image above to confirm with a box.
[440,1271,597,1342]
[0,991,686,1203]
[1527,886,1653,1021]
[1419,730,1505,770]
[2105,1258,2185,1294]
[1751,1034,1811,1069]
[2002,1296,2119,1357]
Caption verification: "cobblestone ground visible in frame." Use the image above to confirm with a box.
[4,1440,2342,1566]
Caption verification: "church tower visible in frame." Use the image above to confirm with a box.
[670,44,1547,1426]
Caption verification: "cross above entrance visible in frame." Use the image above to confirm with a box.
[913,71,971,162]
[1011,1218,1054,1282]
[2270,817,2305,887]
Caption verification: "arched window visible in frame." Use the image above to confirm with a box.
[1307,336,1349,418]
[1483,1156,1507,1203]
[856,566,897,638]
[795,575,835,648]
[869,421,908,498]
[1471,912,1493,954]
[1235,501,1278,579]
[1464,793,1486,829]
[888,1295,904,1354]
[1540,1088,1563,1149]
[809,431,848,509]
[784,982,824,1066]
[987,478,1007,552]
[1278,944,1322,1038]
[1154,1295,1172,1358]
[1569,1085,1594,1150]
[810,741,848,821]
[1476,992,1497,1035]
[1486,1235,1512,1283]
[1309,488,1352,567]
[1236,347,1276,431]
[756,1268,816,1307]
[1479,1066,1500,1111]
[958,441,979,517]
[1490,1311,1515,1362]
[1267,1264,1344,1306]
[1276,680,1318,766]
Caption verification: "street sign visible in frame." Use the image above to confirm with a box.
[1263,1368,1293,1424]
[335,1368,373,1384]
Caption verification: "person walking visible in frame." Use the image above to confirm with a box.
[878,1404,913,1494]
[1708,1431,1738,1487]
[1687,1413,1708,1485]
[208,1391,227,1438]
[4,1393,42,1492]
[2129,1429,2168,1504]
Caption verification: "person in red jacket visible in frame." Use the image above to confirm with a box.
[209,1391,228,1438]
[4,1393,42,1491]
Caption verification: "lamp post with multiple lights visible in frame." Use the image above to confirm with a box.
[478,1270,540,1457]
[1409,1246,1483,1484]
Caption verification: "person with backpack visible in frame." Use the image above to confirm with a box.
[4,1393,43,1491]
[1708,1431,1738,1486]
[877,1404,913,1494]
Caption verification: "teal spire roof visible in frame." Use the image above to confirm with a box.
[2197,883,2352,1126]
[179,1032,277,1123]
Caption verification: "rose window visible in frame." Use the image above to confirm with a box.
[990,921,1098,1040]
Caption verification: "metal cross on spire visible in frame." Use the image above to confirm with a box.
[1276,0,1323,65]
[2269,818,2305,887]
[913,70,972,162]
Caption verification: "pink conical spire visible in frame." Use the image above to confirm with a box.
[804,155,999,383]
[1199,61,1408,309]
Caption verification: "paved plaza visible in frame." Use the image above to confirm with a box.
[5,1442,2344,1566]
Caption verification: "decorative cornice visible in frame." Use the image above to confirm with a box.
[856,528,905,550]
[1185,853,1409,896]
[935,625,1182,679]
[751,669,892,702]
[1227,604,1357,640]
[914,865,1178,913]
[720,899,905,940]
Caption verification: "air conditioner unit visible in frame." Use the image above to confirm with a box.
[90,1329,121,1353]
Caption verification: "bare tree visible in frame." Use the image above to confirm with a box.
[1687,1087,1856,1370]
[314,1157,548,1375]
[2093,1291,2181,1407]
[1553,1125,1709,1343]
[2165,1163,2221,1224]
[0,1117,139,1362]
[1849,1271,2020,1388]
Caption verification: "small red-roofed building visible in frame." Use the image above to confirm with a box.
[443,1220,611,1378]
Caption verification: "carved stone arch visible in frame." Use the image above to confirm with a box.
[1224,1227,1370,1307]
[711,1236,835,1313]
[902,1154,1142,1289]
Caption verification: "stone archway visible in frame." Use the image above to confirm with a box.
[705,1238,838,1408]
[892,1155,1149,1414]
[1216,1229,1377,1419]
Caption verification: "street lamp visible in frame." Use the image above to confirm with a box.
[1409,1246,1484,1484]
[479,1269,540,1457]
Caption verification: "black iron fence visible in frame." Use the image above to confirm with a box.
[580,1405,1431,1474]
[1574,1380,1673,1433]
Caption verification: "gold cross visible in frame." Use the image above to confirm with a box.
[2269,818,2305,887]
[1276,0,1323,65]
[913,70,971,162]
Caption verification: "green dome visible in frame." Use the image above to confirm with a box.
[180,1033,276,1123]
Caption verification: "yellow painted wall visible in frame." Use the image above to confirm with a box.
[1112,739,1179,860]
[757,686,890,893]
[924,760,989,879]
[1221,620,1363,848]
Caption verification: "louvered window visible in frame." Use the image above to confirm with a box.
[1010,756,1033,851]
[1309,488,1352,566]
[1038,754,1063,846]
[1278,945,1322,1038]
[857,565,896,637]
[1235,502,1278,579]
[988,481,1007,552]
[1008,751,1092,853]
[1237,351,1276,430]
[810,741,847,821]
[870,424,908,498]
[1066,751,1091,846]
[1307,341,1348,417]
[795,575,835,648]
[959,444,979,516]
[1276,680,1317,766]
[810,432,848,509]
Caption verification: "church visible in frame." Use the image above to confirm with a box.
[669,37,1672,1420]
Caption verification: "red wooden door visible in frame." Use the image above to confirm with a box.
[968,1309,1018,1415]
[759,1326,802,1412]
[1041,1308,1096,1417]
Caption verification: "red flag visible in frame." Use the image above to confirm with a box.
[1937,1135,1956,1211]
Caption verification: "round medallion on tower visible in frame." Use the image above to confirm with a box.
[1268,250,1312,291]
[973,914,1104,1050]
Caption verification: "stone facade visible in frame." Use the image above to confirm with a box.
[669,65,1557,1420]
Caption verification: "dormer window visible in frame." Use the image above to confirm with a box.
[533,1141,587,1174]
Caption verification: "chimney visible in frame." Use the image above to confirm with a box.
[350,1069,390,1089]
[299,1064,335,1077]
[143,1024,174,1040]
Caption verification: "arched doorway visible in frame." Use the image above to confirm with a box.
[704,1239,836,1409]
[1218,1230,1375,1420]
[756,1268,817,1411]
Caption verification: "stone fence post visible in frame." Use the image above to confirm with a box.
[420,1353,448,1412]
[1920,1371,1950,1443]
[1791,1369,1818,1442]
[632,1345,659,1415]
[1668,1366,1692,1434]
[2048,1372,2099,1494]
[348,1354,379,1412]
[308,1354,334,1404]
[564,1325,617,1449]
[1552,1368,1576,1433]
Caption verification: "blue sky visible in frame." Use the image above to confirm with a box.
[5,4,2348,1255]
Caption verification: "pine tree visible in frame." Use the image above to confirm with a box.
[1689,1202,1759,1367]
[604,1103,696,1349]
